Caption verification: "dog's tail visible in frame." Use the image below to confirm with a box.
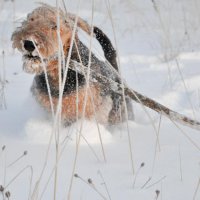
[93,26,118,72]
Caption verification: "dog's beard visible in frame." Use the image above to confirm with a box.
[22,52,43,74]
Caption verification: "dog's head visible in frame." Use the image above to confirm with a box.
[11,4,91,74]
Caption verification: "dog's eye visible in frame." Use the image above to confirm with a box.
[51,25,57,30]
[30,18,34,21]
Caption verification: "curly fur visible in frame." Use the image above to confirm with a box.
[11,4,132,125]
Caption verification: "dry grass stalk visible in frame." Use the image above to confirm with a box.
[193,177,200,200]
[98,170,112,200]
[104,0,135,177]
[0,51,7,110]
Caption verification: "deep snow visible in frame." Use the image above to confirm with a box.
[0,0,200,199]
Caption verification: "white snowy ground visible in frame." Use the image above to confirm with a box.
[0,0,200,199]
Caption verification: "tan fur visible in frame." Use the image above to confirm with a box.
[32,84,103,122]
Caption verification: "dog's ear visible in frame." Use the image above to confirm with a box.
[67,14,91,35]
[93,26,118,71]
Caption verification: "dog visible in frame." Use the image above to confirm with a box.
[11,4,133,126]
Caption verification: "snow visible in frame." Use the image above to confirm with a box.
[0,0,200,199]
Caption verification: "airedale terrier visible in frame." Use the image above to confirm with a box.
[11,4,133,125]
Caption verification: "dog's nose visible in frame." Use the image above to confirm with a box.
[24,40,35,52]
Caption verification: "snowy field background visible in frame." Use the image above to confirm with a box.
[0,0,200,199]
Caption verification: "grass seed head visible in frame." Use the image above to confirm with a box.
[74,173,79,178]
[88,178,93,184]
[140,162,145,168]
[5,191,11,198]
[2,145,6,151]
[155,190,160,196]
[0,185,4,192]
